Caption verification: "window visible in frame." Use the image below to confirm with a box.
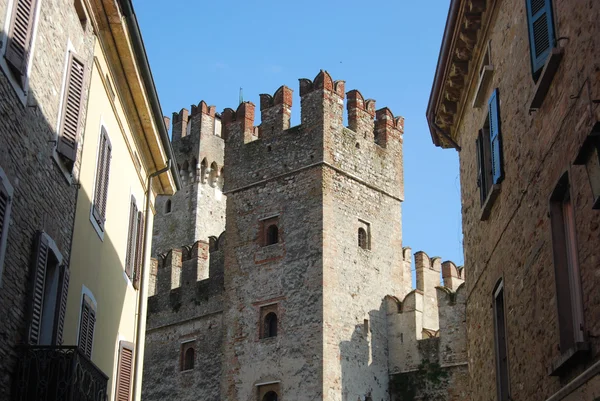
[209,236,218,252]
[92,128,112,232]
[260,216,280,247]
[526,0,556,78]
[200,158,208,183]
[209,162,219,187]
[28,231,70,346]
[358,220,371,250]
[259,304,279,339]
[125,196,145,289]
[264,312,278,338]
[257,383,280,401]
[73,0,87,27]
[263,391,278,401]
[476,89,503,218]
[550,173,585,353]
[0,167,14,286]
[180,341,195,371]
[4,0,39,87]
[57,52,86,169]
[493,280,510,401]
[164,199,172,214]
[78,295,96,358]
[266,225,278,246]
[115,341,134,401]
[358,228,367,249]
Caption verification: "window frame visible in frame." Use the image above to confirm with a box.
[0,166,14,287]
[549,172,585,354]
[493,279,511,401]
[180,340,195,372]
[260,215,280,247]
[357,220,371,251]
[259,303,279,340]
[89,124,112,239]
[0,0,43,103]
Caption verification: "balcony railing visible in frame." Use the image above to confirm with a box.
[13,346,108,401]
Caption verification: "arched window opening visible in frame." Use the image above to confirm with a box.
[209,236,218,252]
[266,225,278,246]
[264,312,278,338]
[183,348,194,370]
[358,228,367,249]
[165,199,172,214]
[209,162,219,187]
[200,158,208,183]
[262,391,278,401]
[180,342,195,371]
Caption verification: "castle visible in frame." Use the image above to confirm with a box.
[142,71,468,401]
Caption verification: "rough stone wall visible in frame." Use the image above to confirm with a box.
[453,0,600,400]
[0,0,95,398]
[219,71,410,401]
[152,102,225,256]
[143,245,225,401]
[387,251,468,401]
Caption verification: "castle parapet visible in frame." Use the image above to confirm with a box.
[147,238,225,316]
[387,250,466,374]
[259,85,293,138]
[172,108,189,142]
[442,260,465,291]
[347,89,376,141]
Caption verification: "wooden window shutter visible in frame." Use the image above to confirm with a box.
[125,197,138,280]
[52,264,70,345]
[133,211,144,289]
[92,129,112,230]
[488,89,503,185]
[28,231,49,345]
[116,341,134,401]
[526,0,555,75]
[78,297,96,358]
[4,0,39,78]
[57,52,86,166]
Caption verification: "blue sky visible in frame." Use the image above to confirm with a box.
[133,0,464,267]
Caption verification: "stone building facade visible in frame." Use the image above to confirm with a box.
[427,0,600,400]
[0,0,95,398]
[143,71,468,401]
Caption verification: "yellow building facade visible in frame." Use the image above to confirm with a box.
[63,1,179,400]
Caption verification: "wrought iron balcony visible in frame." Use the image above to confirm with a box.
[13,346,108,401]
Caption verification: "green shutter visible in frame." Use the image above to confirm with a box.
[526,0,555,75]
[488,89,503,185]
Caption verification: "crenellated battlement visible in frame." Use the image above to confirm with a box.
[221,70,405,200]
[386,249,466,374]
[147,236,225,316]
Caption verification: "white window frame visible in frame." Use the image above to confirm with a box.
[0,166,14,287]
[0,0,43,105]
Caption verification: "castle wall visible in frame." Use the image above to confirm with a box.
[142,246,225,401]
[387,251,468,401]
[152,102,225,256]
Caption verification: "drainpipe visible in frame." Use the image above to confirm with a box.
[132,160,172,401]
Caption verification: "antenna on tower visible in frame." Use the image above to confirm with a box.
[239,87,243,105]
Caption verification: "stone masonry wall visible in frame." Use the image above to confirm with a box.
[455,0,600,400]
[0,0,95,398]
[143,245,225,401]
[387,251,467,401]
[152,101,225,257]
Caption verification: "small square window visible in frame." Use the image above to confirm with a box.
[259,304,278,339]
[260,215,280,247]
[180,341,195,371]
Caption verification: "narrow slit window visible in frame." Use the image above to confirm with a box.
[180,341,195,371]
[264,312,278,338]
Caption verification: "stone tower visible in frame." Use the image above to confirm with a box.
[152,101,226,257]
[220,70,411,401]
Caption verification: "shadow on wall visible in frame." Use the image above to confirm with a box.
[339,302,388,401]
[0,56,130,400]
